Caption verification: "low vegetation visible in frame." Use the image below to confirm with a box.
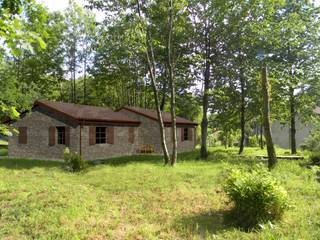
[224,165,289,230]
[63,148,86,172]
[0,147,319,239]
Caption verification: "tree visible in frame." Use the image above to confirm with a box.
[0,0,47,135]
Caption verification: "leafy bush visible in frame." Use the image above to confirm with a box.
[248,135,265,147]
[302,130,320,152]
[63,148,86,172]
[309,152,320,165]
[224,165,289,230]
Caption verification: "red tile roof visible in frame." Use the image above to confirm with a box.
[119,106,198,126]
[34,100,140,125]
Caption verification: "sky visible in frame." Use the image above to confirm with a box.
[37,0,105,21]
[39,0,320,20]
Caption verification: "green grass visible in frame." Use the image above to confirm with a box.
[0,147,319,239]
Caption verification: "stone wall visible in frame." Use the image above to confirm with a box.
[118,109,196,153]
[81,126,139,160]
[9,106,80,160]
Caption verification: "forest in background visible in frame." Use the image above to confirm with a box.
[1,0,320,163]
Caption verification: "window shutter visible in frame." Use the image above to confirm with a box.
[89,127,96,145]
[65,127,70,146]
[18,127,27,144]
[128,127,134,144]
[188,128,193,141]
[107,127,114,144]
[48,126,56,146]
[181,128,184,142]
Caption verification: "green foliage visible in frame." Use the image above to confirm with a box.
[248,136,259,147]
[309,152,320,166]
[0,103,20,136]
[0,147,319,239]
[224,164,289,230]
[302,129,320,152]
[248,135,265,147]
[217,130,240,148]
[63,148,86,172]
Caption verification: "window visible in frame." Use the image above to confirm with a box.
[96,127,106,144]
[57,127,66,145]
[183,128,189,141]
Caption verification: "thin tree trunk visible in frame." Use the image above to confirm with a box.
[167,0,177,166]
[261,64,277,169]
[260,121,264,149]
[160,80,167,111]
[200,27,210,159]
[239,67,245,154]
[136,0,170,164]
[225,132,228,149]
[83,57,87,104]
[289,86,297,154]
[73,42,76,103]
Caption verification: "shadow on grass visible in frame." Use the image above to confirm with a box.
[176,209,234,237]
[0,158,62,170]
[88,149,266,168]
[89,154,165,167]
[0,148,267,170]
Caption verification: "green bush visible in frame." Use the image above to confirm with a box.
[63,148,86,172]
[302,131,320,151]
[309,152,320,165]
[224,165,289,230]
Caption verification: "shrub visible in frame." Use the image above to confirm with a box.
[63,148,86,172]
[224,165,289,230]
[302,130,320,152]
[309,152,320,165]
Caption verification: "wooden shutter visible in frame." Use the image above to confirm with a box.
[107,127,114,144]
[18,127,27,144]
[89,126,96,145]
[181,128,184,142]
[188,128,193,141]
[48,126,56,146]
[65,127,70,146]
[128,127,134,144]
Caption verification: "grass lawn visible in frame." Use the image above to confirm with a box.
[0,147,319,239]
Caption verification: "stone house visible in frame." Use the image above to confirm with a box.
[118,106,197,154]
[8,100,197,160]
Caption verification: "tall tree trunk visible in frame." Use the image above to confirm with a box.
[289,86,297,154]
[136,0,170,164]
[167,0,177,166]
[200,27,210,159]
[239,67,245,154]
[83,57,87,104]
[261,64,277,169]
[72,41,77,103]
[160,80,167,111]
[260,121,264,149]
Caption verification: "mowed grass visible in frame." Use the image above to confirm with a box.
[0,147,319,239]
